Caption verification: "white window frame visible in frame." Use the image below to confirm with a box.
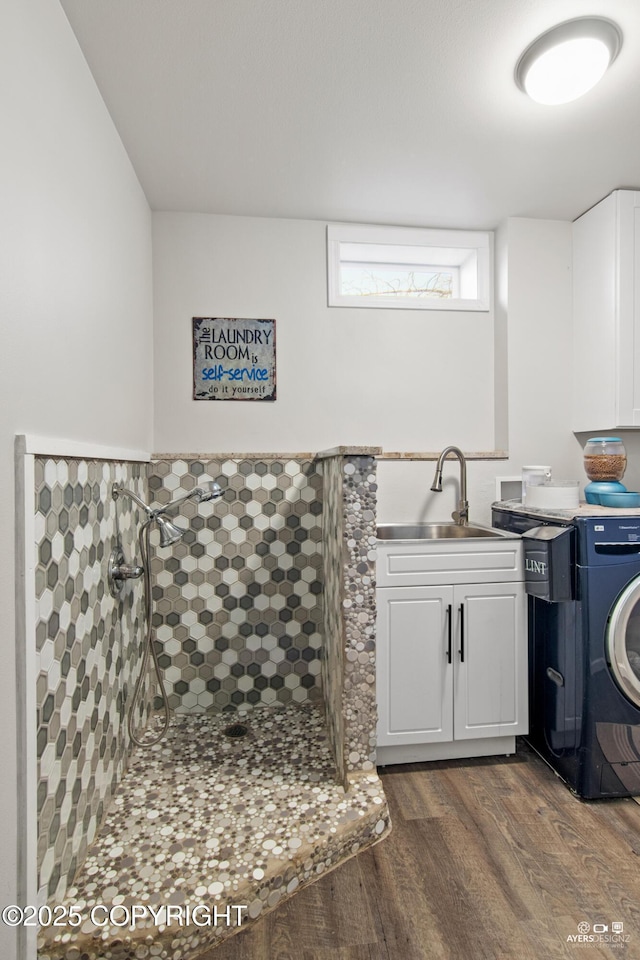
[327,223,491,312]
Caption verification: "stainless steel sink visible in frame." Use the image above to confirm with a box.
[376,522,507,541]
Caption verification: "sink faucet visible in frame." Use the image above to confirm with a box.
[430,445,469,525]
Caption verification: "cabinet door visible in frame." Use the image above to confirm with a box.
[453,581,528,740]
[573,189,640,431]
[620,191,640,426]
[377,585,453,746]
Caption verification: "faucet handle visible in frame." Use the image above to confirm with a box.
[452,501,469,525]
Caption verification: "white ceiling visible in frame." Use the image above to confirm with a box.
[59,0,640,229]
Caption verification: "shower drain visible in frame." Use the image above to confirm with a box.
[223,722,249,739]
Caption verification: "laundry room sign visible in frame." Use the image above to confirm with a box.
[192,317,277,401]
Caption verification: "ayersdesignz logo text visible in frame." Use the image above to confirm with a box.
[567,920,630,947]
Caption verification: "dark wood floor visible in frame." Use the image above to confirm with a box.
[201,743,640,959]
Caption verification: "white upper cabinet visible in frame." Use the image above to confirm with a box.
[573,189,640,432]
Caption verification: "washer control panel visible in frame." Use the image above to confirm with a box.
[579,517,640,565]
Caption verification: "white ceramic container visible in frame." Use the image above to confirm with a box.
[524,481,580,510]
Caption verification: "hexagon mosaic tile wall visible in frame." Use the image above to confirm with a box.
[147,459,324,715]
[34,458,150,903]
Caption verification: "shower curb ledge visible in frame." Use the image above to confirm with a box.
[37,703,391,960]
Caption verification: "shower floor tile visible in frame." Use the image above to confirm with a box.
[37,702,391,960]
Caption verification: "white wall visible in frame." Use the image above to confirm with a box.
[152,212,496,453]
[153,212,499,522]
[498,218,582,487]
[0,2,152,955]
[152,212,579,527]
[366,215,577,526]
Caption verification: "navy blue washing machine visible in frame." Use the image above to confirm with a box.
[493,505,640,799]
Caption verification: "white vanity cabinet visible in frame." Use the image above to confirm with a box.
[573,189,640,432]
[375,535,527,765]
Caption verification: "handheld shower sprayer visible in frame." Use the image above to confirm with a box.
[112,480,223,518]
[191,481,224,504]
[109,479,224,747]
[154,480,224,518]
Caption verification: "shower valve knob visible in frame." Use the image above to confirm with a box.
[108,546,144,597]
[114,562,144,580]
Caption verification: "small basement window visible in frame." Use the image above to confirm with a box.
[327,223,491,311]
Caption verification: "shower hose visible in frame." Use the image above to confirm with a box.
[127,518,171,748]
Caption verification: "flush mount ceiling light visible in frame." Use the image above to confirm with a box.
[515,17,622,105]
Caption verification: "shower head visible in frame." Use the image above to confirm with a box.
[152,482,222,547]
[156,514,187,548]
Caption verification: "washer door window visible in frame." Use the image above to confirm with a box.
[607,577,640,708]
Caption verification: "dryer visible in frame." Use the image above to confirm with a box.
[493,505,640,799]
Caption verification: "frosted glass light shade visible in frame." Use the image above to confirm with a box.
[515,17,622,105]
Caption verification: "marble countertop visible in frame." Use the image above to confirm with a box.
[378,449,508,460]
[494,499,640,520]
[152,448,507,461]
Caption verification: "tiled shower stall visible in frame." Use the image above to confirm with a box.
[18,439,388,957]
[147,458,324,718]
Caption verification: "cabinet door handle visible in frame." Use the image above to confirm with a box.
[446,604,452,664]
[459,603,465,662]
